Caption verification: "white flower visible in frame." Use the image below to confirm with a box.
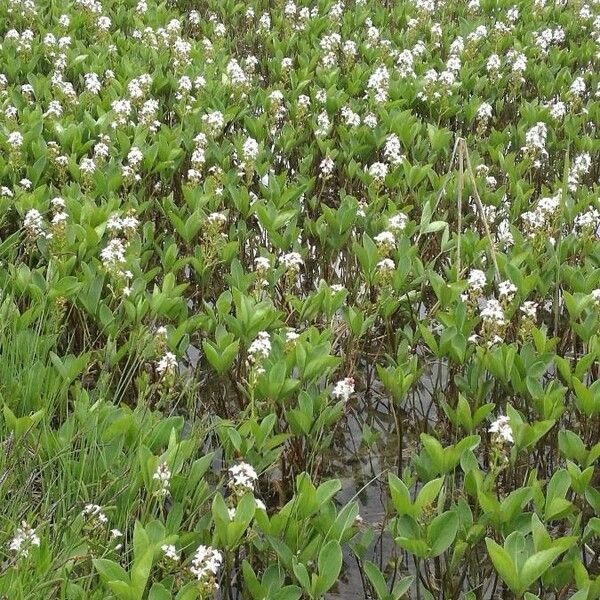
[480,298,505,326]
[477,102,492,121]
[128,147,143,167]
[498,280,517,301]
[82,504,108,524]
[228,462,258,493]
[24,209,44,236]
[383,134,404,166]
[368,162,388,181]
[568,153,591,191]
[7,131,23,148]
[190,545,223,585]
[340,106,360,127]
[80,157,96,174]
[254,256,271,271]
[522,122,548,160]
[97,15,111,30]
[468,269,487,292]
[161,544,179,561]
[286,329,299,344]
[248,331,271,363]
[315,111,330,137]
[388,213,408,233]
[489,415,514,444]
[520,301,538,319]
[320,156,335,177]
[374,231,396,248]
[156,352,177,377]
[153,462,171,496]
[101,238,127,268]
[242,137,259,162]
[9,522,40,558]
[570,76,586,97]
[367,65,389,102]
[377,258,395,273]
[363,113,377,128]
[225,58,250,89]
[332,377,355,402]
[202,110,224,135]
[279,252,303,270]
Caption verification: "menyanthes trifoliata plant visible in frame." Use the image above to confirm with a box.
[3,0,600,598]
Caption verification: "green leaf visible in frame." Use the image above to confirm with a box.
[427,511,458,557]
[314,540,343,596]
[392,576,414,599]
[93,558,130,584]
[485,538,519,595]
[131,549,154,598]
[364,561,389,600]
[148,583,172,600]
[520,548,565,592]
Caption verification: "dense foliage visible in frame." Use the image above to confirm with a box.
[2,0,600,598]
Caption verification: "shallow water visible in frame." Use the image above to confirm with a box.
[323,358,452,599]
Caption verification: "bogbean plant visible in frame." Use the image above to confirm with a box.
[3,0,600,598]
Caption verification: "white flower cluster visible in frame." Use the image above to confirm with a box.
[521,193,560,240]
[498,280,517,302]
[480,298,505,327]
[389,213,408,233]
[331,377,355,402]
[573,207,600,235]
[489,415,514,444]
[23,209,50,240]
[101,212,139,290]
[520,301,538,320]
[225,58,250,92]
[254,256,271,287]
[190,545,223,590]
[320,156,335,179]
[188,133,208,183]
[570,76,586,99]
[82,503,108,525]
[228,462,258,495]
[468,269,487,293]
[156,351,178,378]
[533,27,565,54]
[111,98,133,129]
[418,65,458,102]
[161,543,180,562]
[248,331,271,368]
[279,251,303,271]
[545,97,566,120]
[367,65,389,103]
[377,257,395,277]
[470,298,506,346]
[568,153,591,192]
[476,102,492,122]
[522,122,548,166]
[153,462,172,497]
[242,136,259,162]
[368,161,388,182]
[374,230,396,254]
[383,134,405,166]
[202,110,224,136]
[9,521,40,559]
